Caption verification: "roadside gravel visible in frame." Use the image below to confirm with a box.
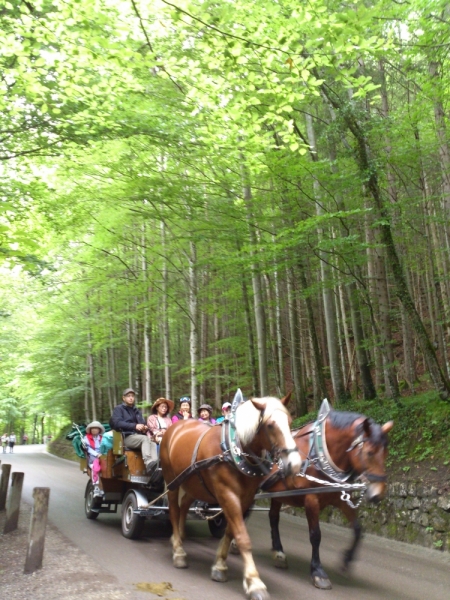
[0,501,133,600]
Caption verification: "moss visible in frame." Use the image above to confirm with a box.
[404,523,420,543]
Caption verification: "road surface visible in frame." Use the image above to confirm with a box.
[2,445,450,600]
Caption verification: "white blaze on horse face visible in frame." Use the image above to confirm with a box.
[270,408,302,475]
[252,398,302,476]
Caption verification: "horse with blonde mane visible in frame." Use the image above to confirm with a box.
[160,390,302,600]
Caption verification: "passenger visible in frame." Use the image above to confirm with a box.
[172,396,193,423]
[147,397,174,444]
[110,388,158,477]
[216,402,232,424]
[83,421,104,483]
[198,404,216,425]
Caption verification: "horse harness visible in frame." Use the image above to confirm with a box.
[166,400,275,494]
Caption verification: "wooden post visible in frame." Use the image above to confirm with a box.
[24,488,51,575]
[0,463,11,511]
[3,472,24,533]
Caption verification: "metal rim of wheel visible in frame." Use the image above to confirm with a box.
[85,481,99,520]
[121,491,146,539]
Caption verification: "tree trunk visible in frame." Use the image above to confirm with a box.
[188,239,199,414]
[84,354,90,423]
[242,174,269,396]
[213,310,222,407]
[142,229,151,405]
[273,261,286,394]
[87,332,96,421]
[305,113,349,402]
[319,83,450,398]
[297,260,327,403]
[161,221,171,399]
[239,253,258,397]
[347,282,376,399]
[286,266,306,415]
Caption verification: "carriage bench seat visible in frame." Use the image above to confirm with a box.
[110,430,147,478]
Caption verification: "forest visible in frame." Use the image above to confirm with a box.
[1,0,450,440]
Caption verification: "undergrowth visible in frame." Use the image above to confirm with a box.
[291,391,450,467]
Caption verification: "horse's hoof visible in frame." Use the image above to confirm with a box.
[248,589,270,600]
[311,575,332,590]
[272,551,287,569]
[211,567,228,582]
[173,555,188,569]
[229,539,240,555]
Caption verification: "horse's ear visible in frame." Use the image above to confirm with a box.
[281,390,292,406]
[362,418,372,437]
[382,421,394,434]
[251,398,267,412]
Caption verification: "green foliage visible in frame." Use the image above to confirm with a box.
[293,392,450,467]
[1,0,450,430]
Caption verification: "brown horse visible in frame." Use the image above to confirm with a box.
[160,391,302,600]
[265,401,393,590]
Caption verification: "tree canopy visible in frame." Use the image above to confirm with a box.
[2,0,450,437]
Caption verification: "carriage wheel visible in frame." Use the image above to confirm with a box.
[85,480,100,520]
[208,512,227,539]
[121,491,146,539]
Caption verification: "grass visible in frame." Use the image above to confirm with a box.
[48,435,79,462]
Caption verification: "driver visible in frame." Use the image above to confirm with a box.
[110,388,158,477]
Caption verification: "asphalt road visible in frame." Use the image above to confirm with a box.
[2,445,450,600]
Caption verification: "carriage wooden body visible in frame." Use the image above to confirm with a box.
[82,430,226,539]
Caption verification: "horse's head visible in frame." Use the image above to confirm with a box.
[348,417,394,503]
[237,392,302,476]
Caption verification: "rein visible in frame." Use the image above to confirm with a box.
[220,406,274,478]
[167,391,291,490]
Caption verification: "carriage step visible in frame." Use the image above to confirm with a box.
[96,504,119,514]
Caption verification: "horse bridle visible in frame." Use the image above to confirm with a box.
[303,409,388,485]
[346,432,388,483]
[257,406,301,461]
[223,401,300,477]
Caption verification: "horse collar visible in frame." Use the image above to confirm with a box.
[221,410,273,478]
[310,411,354,484]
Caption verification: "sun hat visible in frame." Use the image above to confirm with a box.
[152,397,175,414]
[86,421,105,434]
[222,402,232,410]
[198,403,213,414]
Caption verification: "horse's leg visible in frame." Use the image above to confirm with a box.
[168,488,188,568]
[269,499,287,569]
[305,495,332,590]
[178,490,194,540]
[211,523,233,582]
[215,498,269,600]
[338,501,362,574]
[230,507,251,555]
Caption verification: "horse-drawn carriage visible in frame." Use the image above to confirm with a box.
[73,427,227,540]
[71,392,393,600]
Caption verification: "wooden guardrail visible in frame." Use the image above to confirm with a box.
[24,488,51,574]
[0,459,51,574]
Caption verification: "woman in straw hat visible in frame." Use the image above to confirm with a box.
[147,397,174,444]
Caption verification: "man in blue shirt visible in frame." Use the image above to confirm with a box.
[110,388,158,476]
